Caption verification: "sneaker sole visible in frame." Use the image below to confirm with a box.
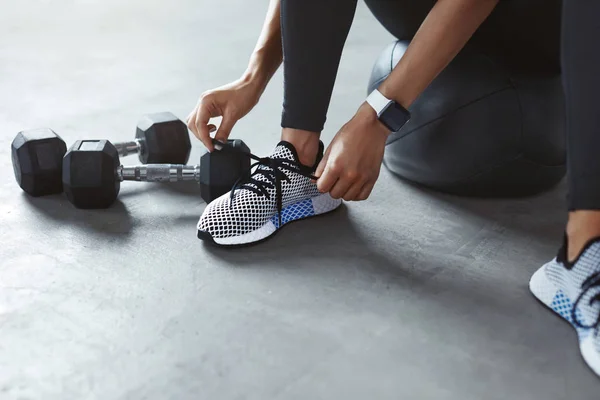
[529,264,600,376]
[198,193,342,247]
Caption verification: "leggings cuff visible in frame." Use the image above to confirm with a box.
[281,112,325,134]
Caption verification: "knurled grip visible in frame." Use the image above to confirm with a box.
[119,164,199,182]
[147,165,182,182]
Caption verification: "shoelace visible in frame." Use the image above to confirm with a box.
[217,140,317,227]
[572,271,600,334]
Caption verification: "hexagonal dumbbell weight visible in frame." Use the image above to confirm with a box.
[62,139,251,209]
[113,112,191,164]
[11,112,191,197]
[11,129,68,196]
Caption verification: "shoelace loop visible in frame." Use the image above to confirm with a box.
[218,140,317,227]
[572,271,600,333]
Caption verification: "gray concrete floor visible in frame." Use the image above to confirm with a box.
[0,1,598,399]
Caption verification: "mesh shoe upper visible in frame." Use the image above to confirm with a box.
[545,238,600,349]
[197,141,322,239]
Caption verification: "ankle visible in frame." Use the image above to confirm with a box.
[281,128,320,166]
[566,211,600,262]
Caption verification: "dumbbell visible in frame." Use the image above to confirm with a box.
[11,112,191,197]
[62,139,251,209]
[11,128,67,197]
[113,112,191,164]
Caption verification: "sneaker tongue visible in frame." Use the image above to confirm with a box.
[238,142,299,191]
[235,140,322,194]
[248,141,298,186]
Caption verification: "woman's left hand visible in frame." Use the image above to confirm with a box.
[314,102,390,201]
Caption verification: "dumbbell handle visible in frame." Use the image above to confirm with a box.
[115,138,228,159]
[117,164,200,182]
[113,140,142,158]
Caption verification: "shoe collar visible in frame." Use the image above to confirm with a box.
[558,233,600,269]
[274,140,324,171]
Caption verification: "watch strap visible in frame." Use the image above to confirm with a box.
[366,89,391,116]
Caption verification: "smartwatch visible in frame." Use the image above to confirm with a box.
[366,89,411,133]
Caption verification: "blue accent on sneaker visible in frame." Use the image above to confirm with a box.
[271,199,315,229]
[552,291,575,321]
[551,290,591,340]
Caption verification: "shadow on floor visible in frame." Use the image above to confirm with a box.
[389,173,567,246]
[200,174,569,323]
[202,204,442,288]
[199,201,544,326]
[117,181,201,198]
[22,193,135,236]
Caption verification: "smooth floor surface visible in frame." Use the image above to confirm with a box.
[1,1,598,399]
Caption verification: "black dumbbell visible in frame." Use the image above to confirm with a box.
[11,112,191,197]
[62,139,251,209]
[113,112,191,164]
[11,128,67,197]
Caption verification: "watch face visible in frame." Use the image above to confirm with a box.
[381,102,410,133]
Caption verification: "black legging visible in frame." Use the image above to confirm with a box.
[280,0,600,211]
[280,0,358,133]
[561,1,600,210]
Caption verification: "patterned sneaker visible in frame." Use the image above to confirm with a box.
[197,141,342,246]
[529,236,600,376]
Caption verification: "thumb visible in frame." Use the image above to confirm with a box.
[312,145,330,182]
[214,114,237,144]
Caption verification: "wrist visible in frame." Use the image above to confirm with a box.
[241,65,268,91]
[357,101,392,138]
[378,81,413,110]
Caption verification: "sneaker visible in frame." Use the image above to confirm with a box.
[529,236,600,376]
[197,141,342,246]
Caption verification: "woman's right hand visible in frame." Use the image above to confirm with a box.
[187,76,264,151]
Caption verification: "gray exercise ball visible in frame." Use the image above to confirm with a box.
[368,41,566,196]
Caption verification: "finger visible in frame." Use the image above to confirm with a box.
[186,111,198,137]
[188,106,203,140]
[316,162,339,194]
[186,110,195,125]
[329,175,353,200]
[214,114,237,144]
[207,124,217,145]
[194,107,214,152]
[356,182,376,201]
[312,159,326,183]
[342,181,365,202]
[312,146,331,183]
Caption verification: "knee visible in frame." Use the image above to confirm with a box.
[363,0,435,40]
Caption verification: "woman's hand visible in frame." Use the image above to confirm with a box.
[187,76,264,151]
[313,0,501,201]
[187,0,282,151]
[314,102,390,201]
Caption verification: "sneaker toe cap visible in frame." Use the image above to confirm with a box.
[197,192,269,239]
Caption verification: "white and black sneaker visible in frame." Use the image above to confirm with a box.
[529,235,600,376]
[197,141,342,246]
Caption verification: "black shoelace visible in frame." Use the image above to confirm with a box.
[572,271,600,334]
[225,145,317,227]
